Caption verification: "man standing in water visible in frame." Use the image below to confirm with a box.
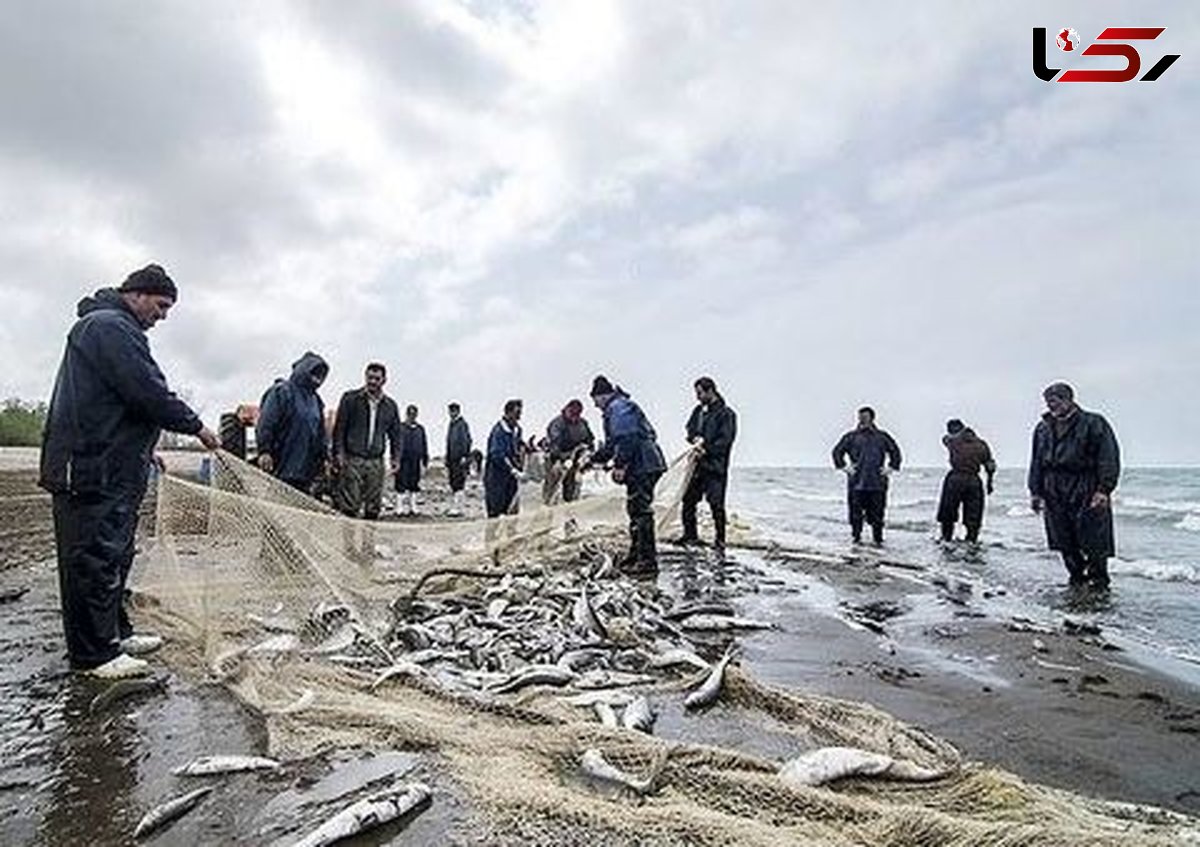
[937,419,996,543]
[831,407,902,545]
[1028,383,1121,589]
[40,264,220,678]
[585,376,667,576]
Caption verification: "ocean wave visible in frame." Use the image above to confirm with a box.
[1176,515,1200,533]
[766,488,843,504]
[1110,558,1199,584]
[1116,496,1200,516]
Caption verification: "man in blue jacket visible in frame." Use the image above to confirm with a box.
[484,399,525,518]
[586,376,667,576]
[831,406,902,546]
[256,351,329,494]
[40,264,219,679]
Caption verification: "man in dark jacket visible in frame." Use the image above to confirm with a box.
[256,351,329,494]
[677,376,737,550]
[40,264,219,678]
[586,376,668,576]
[396,405,429,515]
[831,407,902,545]
[1028,382,1121,588]
[937,419,996,543]
[542,399,595,505]
[485,399,525,518]
[331,363,401,520]
[445,403,472,516]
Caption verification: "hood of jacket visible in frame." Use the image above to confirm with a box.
[76,288,136,321]
[289,351,329,391]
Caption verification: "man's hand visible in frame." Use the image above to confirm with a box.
[986,479,995,496]
[1030,495,1043,514]
[611,468,626,484]
[840,463,855,476]
[1090,492,1110,510]
[259,454,275,474]
[881,465,894,478]
[196,427,220,450]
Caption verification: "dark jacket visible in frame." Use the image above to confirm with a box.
[943,429,996,476]
[332,388,401,463]
[398,422,429,467]
[256,352,328,484]
[40,289,202,495]
[592,391,667,478]
[485,420,523,480]
[832,426,902,492]
[446,416,472,463]
[1028,410,1120,499]
[685,397,737,475]
[545,414,595,462]
[1028,409,1120,557]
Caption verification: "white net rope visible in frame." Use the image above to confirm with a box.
[130,451,1199,846]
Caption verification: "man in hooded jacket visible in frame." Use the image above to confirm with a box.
[585,376,667,575]
[677,376,737,550]
[40,264,220,678]
[1028,382,1121,588]
[256,351,330,494]
[937,419,996,543]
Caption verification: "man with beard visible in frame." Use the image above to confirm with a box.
[331,363,401,520]
[676,376,737,551]
[1028,383,1121,588]
[936,419,996,543]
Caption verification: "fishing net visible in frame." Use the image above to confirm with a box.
[81,451,1200,845]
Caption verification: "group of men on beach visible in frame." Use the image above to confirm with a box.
[830,385,1120,590]
[38,264,1121,680]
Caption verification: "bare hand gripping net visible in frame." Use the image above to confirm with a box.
[132,452,1200,846]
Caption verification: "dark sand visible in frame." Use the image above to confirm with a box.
[2,461,1198,845]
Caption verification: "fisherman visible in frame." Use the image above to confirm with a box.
[396,405,429,515]
[831,407,902,545]
[542,399,595,505]
[330,363,401,520]
[256,351,330,494]
[584,376,668,576]
[676,376,738,551]
[445,402,473,516]
[485,399,525,517]
[1028,382,1121,588]
[936,419,996,543]
[40,264,220,678]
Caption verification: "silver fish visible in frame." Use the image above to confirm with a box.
[89,675,167,716]
[621,695,656,733]
[572,586,608,640]
[486,597,509,621]
[560,690,635,708]
[678,615,774,632]
[647,648,710,672]
[593,701,619,728]
[173,755,282,776]
[246,613,298,633]
[266,689,316,716]
[580,748,652,794]
[489,664,574,694]
[777,746,942,787]
[574,669,657,690]
[133,786,215,839]
[684,650,734,710]
[289,782,432,847]
[247,634,301,656]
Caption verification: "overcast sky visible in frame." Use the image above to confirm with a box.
[1,1,1196,466]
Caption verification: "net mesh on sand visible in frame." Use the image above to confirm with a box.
[126,451,1198,846]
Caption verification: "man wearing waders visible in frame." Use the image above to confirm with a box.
[1028,383,1120,589]
[396,405,428,515]
[484,399,525,518]
[585,376,667,576]
[831,407,902,545]
[40,264,219,679]
[937,419,996,543]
